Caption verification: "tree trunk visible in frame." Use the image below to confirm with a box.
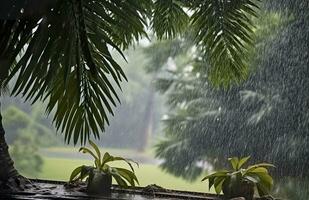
[138,87,155,152]
[0,112,18,180]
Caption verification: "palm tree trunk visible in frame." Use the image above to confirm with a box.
[0,112,19,182]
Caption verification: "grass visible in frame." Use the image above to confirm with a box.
[44,146,156,158]
[35,157,211,193]
[33,146,214,193]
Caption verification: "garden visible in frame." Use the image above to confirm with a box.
[0,0,308,200]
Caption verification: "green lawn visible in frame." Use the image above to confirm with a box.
[44,146,156,158]
[36,157,211,193]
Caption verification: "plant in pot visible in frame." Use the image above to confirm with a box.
[69,140,139,195]
[202,156,275,200]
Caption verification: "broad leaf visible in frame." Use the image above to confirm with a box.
[228,157,239,170]
[70,165,83,182]
[214,176,225,194]
[114,167,139,186]
[202,170,229,181]
[109,167,129,188]
[89,140,102,166]
[238,156,251,169]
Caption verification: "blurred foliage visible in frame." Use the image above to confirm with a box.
[96,47,165,150]
[148,1,309,199]
[3,101,52,176]
[10,129,43,177]
[2,103,60,146]
[274,178,309,200]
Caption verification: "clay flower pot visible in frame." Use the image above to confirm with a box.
[87,170,112,195]
[223,181,255,200]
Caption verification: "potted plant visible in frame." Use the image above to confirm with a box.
[202,156,275,200]
[69,140,139,195]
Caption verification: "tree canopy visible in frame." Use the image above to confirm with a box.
[0,0,260,144]
[150,0,309,190]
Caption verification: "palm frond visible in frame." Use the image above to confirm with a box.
[85,0,151,49]
[152,0,189,39]
[191,0,260,86]
[0,0,261,145]
[0,0,150,145]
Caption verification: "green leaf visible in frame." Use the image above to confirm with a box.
[111,157,139,173]
[89,140,102,166]
[250,167,269,173]
[256,182,270,197]
[114,167,139,186]
[255,172,274,190]
[80,166,94,180]
[202,170,229,181]
[69,166,83,182]
[245,172,273,193]
[228,157,239,170]
[79,147,99,166]
[246,163,275,173]
[102,152,113,167]
[214,177,225,194]
[109,168,129,188]
[69,165,94,182]
[208,176,215,190]
[238,156,251,169]
[100,152,138,173]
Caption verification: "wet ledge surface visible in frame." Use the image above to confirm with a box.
[0,179,221,200]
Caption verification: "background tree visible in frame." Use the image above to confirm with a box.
[10,129,43,177]
[2,103,60,146]
[151,1,309,199]
[0,0,259,188]
[98,47,165,151]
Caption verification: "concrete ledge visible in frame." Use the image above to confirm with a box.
[0,179,221,200]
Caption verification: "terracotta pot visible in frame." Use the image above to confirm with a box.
[222,181,255,200]
[87,170,112,195]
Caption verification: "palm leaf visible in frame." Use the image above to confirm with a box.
[191,0,260,86]
[0,1,150,145]
[152,0,189,39]
[0,0,260,145]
